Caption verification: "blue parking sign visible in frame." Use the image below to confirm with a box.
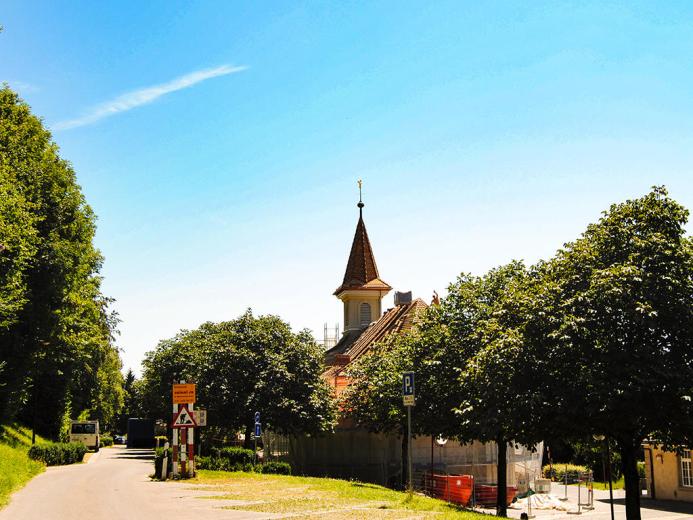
[402,372,415,396]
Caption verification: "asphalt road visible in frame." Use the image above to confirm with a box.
[0,446,267,520]
[3,447,693,519]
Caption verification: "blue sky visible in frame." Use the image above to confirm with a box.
[3,1,693,374]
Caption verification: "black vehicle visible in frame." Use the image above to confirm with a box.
[127,418,155,448]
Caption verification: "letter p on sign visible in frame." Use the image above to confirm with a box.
[402,372,415,406]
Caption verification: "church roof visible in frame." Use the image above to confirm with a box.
[324,298,428,379]
[334,211,391,296]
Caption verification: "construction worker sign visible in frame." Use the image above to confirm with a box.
[172,405,197,428]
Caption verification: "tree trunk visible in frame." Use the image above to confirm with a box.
[618,438,642,520]
[243,423,253,449]
[401,431,409,490]
[496,437,508,517]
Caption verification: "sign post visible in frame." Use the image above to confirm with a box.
[172,382,196,478]
[402,372,415,493]
[254,411,261,463]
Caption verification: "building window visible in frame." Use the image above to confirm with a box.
[359,303,371,327]
[682,449,692,487]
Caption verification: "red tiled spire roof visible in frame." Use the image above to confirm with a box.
[334,205,391,295]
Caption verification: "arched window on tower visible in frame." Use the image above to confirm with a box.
[359,302,372,327]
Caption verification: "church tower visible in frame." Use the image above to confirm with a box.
[334,183,391,332]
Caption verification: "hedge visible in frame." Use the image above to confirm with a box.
[196,456,254,473]
[100,435,113,447]
[210,446,255,466]
[28,442,87,466]
[259,461,291,475]
[195,456,291,475]
[542,464,590,483]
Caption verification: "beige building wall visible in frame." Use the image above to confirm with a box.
[339,290,385,332]
[644,445,693,502]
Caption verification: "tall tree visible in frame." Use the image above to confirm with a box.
[535,187,693,520]
[343,263,532,505]
[0,86,123,437]
[138,310,336,443]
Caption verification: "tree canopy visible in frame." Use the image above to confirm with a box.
[138,310,336,444]
[0,86,123,437]
[342,187,692,520]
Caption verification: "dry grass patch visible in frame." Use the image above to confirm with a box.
[193,470,490,519]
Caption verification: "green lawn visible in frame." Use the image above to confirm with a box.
[567,476,625,490]
[590,477,625,490]
[0,424,46,508]
[193,470,490,519]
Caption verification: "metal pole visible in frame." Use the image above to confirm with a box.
[407,405,413,493]
[606,439,615,520]
[560,463,568,500]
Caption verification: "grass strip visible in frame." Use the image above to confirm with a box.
[0,424,46,508]
[194,470,490,519]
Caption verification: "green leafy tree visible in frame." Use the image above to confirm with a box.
[116,369,139,434]
[0,86,123,437]
[344,264,531,504]
[534,187,693,520]
[139,310,336,444]
[341,332,414,488]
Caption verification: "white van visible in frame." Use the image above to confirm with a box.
[70,420,100,451]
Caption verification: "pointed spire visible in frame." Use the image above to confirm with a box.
[334,182,391,296]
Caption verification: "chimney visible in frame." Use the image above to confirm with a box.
[394,291,412,306]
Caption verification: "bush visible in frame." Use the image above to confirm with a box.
[210,446,255,466]
[637,461,645,479]
[570,439,622,481]
[196,455,254,472]
[28,442,87,466]
[543,464,590,483]
[198,447,255,473]
[259,461,291,475]
[100,435,113,447]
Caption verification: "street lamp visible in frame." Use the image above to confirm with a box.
[593,434,614,520]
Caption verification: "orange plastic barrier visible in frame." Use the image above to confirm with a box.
[474,484,518,507]
[427,474,473,506]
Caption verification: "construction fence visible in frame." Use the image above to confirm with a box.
[262,429,543,509]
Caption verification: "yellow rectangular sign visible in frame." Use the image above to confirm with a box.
[173,384,196,404]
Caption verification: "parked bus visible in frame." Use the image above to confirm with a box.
[70,420,100,451]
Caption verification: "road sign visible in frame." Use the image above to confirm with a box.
[254,411,260,424]
[195,409,207,427]
[402,372,415,406]
[173,383,196,404]
[254,422,262,438]
[172,405,197,428]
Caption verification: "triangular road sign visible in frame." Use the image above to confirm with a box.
[172,405,197,428]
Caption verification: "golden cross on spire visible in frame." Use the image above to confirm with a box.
[358,179,362,203]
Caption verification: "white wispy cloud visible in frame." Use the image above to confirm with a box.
[2,80,40,93]
[54,64,247,130]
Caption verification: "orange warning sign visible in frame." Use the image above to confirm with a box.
[173,383,196,404]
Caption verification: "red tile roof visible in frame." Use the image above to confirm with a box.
[334,212,391,295]
[324,298,428,386]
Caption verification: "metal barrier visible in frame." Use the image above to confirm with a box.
[412,466,520,512]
